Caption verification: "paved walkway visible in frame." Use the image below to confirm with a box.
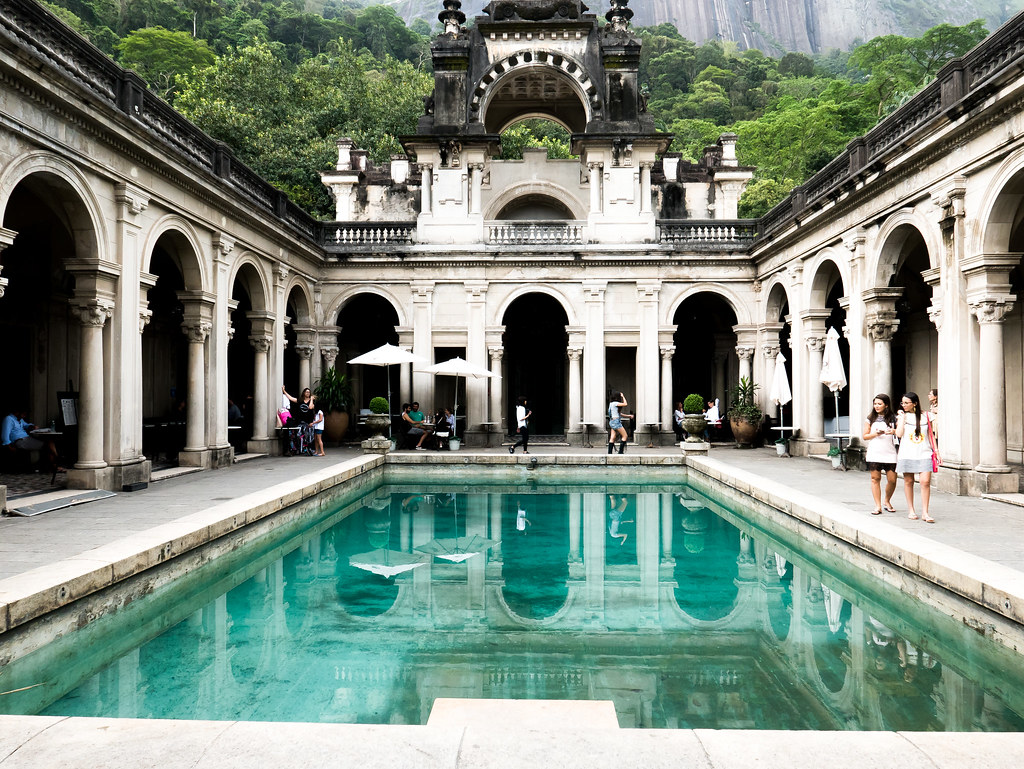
[1,444,1021,581]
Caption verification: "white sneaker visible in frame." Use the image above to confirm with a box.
[415,446,425,450]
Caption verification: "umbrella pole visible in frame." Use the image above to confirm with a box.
[387,364,392,439]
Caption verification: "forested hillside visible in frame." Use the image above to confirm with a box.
[41,0,989,219]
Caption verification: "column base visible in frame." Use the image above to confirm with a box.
[968,469,1020,495]
[361,438,392,455]
[247,438,277,456]
[681,441,710,456]
[179,449,211,468]
[67,466,115,490]
[0,484,7,513]
[791,438,829,457]
[932,462,974,495]
[103,459,152,489]
[210,445,235,468]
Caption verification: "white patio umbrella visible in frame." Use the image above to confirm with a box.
[349,548,427,578]
[418,357,498,439]
[348,343,428,437]
[819,327,848,432]
[768,350,792,428]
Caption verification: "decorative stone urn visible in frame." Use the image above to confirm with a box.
[361,413,392,454]
[681,413,707,442]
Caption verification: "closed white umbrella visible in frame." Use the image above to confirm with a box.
[348,344,428,437]
[819,327,847,431]
[768,350,792,428]
[418,356,498,439]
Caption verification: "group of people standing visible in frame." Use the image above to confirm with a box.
[280,386,326,456]
[862,389,939,523]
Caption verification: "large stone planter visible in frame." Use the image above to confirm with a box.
[361,413,391,454]
[729,415,759,447]
[323,410,349,443]
[681,413,707,442]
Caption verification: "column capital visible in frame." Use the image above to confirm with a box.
[488,345,504,362]
[805,335,826,353]
[567,346,584,361]
[294,344,315,360]
[411,281,436,302]
[762,344,780,359]
[969,296,1016,325]
[248,334,272,353]
[114,182,150,218]
[659,345,675,361]
[636,280,661,301]
[72,298,115,327]
[866,312,900,342]
[583,279,607,301]
[0,266,7,299]
[465,280,488,301]
[927,299,943,331]
[139,307,153,334]
[735,345,755,361]
[212,233,236,262]
[182,320,212,343]
[321,345,339,365]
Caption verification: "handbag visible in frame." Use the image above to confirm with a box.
[926,413,938,472]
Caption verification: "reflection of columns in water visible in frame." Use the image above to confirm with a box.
[116,647,140,717]
[637,493,660,626]
[466,493,488,618]
[569,493,581,563]
[660,493,674,564]
[582,493,607,625]
[400,499,412,553]
[411,494,435,613]
[489,493,503,562]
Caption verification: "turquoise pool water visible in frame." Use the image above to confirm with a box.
[6,480,1024,730]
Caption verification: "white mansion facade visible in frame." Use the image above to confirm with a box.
[1,0,1023,497]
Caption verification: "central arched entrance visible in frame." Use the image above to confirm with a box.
[672,293,739,428]
[502,293,569,436]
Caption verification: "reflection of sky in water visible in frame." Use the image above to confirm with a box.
[22,485,1024,730]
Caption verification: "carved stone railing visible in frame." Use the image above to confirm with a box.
[658,220,760,249]
[486,221,587,245]
[325,223,416,246]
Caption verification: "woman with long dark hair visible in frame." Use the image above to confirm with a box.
[896,391,940,523]
[509,395,532,455]
[862,394,898,515]
[607,390,628,454]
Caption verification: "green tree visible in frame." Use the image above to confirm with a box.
[117,27,215,98]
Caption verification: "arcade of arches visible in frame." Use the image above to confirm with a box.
[3,0,1024,498]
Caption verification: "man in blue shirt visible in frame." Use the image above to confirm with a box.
[2,406,58,469]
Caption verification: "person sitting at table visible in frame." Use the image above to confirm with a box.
[407,401,433,450]
[432,406,455,450]
[1,405,59,471]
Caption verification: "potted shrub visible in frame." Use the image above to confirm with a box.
[727,376,762,448]
[828,445,844,469]
[365,396,391,440]
[775,437,788,456]
[313,367,352,442]
[681,393,708,443]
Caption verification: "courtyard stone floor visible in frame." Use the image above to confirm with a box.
[2,443,1023,768]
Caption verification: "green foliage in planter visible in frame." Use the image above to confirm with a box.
[313,367,352,413]
[727,376,762,421]
[369,396,389,414]
[827,445,842,457]
[683,393,705,414]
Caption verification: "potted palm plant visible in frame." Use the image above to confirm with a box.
[681,393,708,442]
[313,367,352,442]
[727,376,762,448]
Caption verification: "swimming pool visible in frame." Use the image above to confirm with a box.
[3,474,1022,731]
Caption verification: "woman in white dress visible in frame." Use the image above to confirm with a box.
[895,392,940,523]
[862,394,898,515]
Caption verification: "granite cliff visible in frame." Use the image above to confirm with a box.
[383,0,1023,53]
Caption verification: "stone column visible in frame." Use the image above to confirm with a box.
[583,281,607,428]
[249,335,272,443]
[639,163,652,214]
[804,333,827,442]
[320,345,339,377]
[465,281,488,438]
[295,343,314,392]
[71,299,114,472]
[489,346,504,440]
[971,299,1014,473]
[411,282,435,408]
[660,345,675,441]
[420,163,433,216]
[762,341,780,420]
[735,345,755,384]
[588,163,603,214]
[567,346,583,442]
[180,318,212,461]
[866,314,899,398]
[470,163,483,215]
[636,280,661,441]
[0,227,14,297]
